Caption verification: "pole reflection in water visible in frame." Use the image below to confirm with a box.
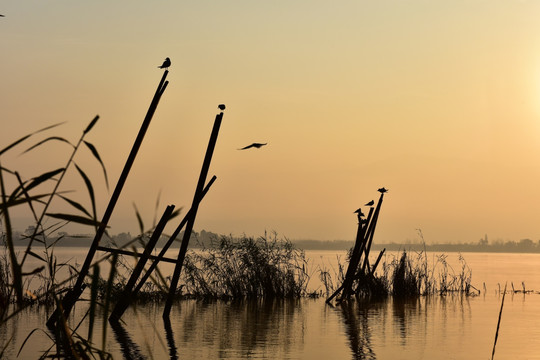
[110,320,147,360]
[337,299,380,360]
[163,317,178,360]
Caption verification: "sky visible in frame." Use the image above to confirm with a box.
[2,1,540,244]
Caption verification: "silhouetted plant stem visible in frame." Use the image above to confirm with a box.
[0,160,23,305]
[20,115,100,270]
[492,283,507,360]
[47,70,169,328]
[163,111,224,318]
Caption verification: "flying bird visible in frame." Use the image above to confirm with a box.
[238,143,267,150]
[378,187,389,193]
[365,200,374,206]
[218,104,226,110]
[158,57,171,69]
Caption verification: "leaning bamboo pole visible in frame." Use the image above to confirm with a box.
[109,204,175,321]
[163,110,224,318]
[132,175,217,296]
[47,70,170,328]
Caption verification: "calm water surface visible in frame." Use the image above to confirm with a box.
[2,248,540,359]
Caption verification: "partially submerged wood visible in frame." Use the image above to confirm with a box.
[326,190,386,304]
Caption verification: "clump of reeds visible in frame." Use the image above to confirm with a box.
[387,250,474,297]
[181,232,311,299]
[391,251,420,296]
[0,247,10,318]
[322,249,475,300]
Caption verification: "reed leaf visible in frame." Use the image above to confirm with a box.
[74,163,97,225]
[0,122,65,156]
[17,328,47,357]
[26,250,46,263]
[21,136,74,154]
[9,168,64,200]
[0,193,50,211]
[83,140,109,190]
[45,212,102,227]
[133,203,144,234]
[21,266,45,276]
[57,194,92,218]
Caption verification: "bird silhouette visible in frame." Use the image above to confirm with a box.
[378,187,389,193]
[238,143,267,150]
[354,208,365,217]
[158,57,171,69]
[365,200,374,206]
[218,104,226,110]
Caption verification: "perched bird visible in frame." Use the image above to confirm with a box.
[354,208,365,217]
[238,143,267,150]
[218,104,226,111]
[158,57,171,69]
[378,187,389,193]
[365,200,374,206]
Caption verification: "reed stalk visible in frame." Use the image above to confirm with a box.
[491,283,507,360]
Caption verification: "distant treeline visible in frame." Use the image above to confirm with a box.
[294,237,540,254]
[5,230,540,254]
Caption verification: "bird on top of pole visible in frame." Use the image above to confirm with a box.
[158,57,171,69]
[218,104,226,111]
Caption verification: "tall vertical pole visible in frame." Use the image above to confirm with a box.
[47,71,170,328]
[163,111,223,318]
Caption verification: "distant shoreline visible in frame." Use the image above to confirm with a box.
[6,237,540,254]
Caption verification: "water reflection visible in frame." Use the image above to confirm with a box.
[338,300,378,360]
[163,317,178,360]
[171,298,306,358]
[110,320,147,360]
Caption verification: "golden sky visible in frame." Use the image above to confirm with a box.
[2,1,540,243]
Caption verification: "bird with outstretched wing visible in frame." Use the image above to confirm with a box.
[238,143,267,150]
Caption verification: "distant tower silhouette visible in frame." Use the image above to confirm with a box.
[377,187,388,193]
[365,200,374,206]
[158,57,171,69]
[218,104,226,111]
[238,143,267,150]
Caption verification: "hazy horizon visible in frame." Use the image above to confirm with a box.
[2,1,540,245]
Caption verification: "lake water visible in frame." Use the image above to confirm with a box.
[2,248,540,359]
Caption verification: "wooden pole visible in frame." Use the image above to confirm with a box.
[361,193,385,274]
[109,205,174,321]
[163,111,223,318]
[133,175,216,295]
[47,70,169,329]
